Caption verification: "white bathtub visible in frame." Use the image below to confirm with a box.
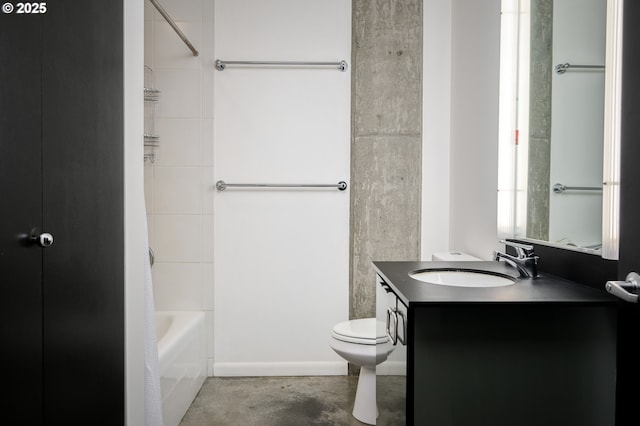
[156,311,206,426]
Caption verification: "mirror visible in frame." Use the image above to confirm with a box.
[497,0,622,259]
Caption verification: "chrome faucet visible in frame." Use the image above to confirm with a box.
[493,241,539,278]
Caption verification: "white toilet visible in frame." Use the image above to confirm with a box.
[330,318,393,425]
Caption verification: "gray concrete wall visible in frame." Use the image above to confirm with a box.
[350,0,422,320]
[527,0,552,241]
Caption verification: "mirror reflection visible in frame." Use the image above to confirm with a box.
[504,0,613,254]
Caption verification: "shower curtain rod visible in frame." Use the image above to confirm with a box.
[148,0,199,57]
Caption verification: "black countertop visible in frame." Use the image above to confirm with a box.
[373,261,618,307]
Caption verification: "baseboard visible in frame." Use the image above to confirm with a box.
[213,361,347,377]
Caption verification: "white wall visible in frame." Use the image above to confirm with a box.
[422,0,452,260]
[144,0,350,378]
[144,0,216,373]
[140,0,503,387]
[449,0,502,259]
[212,0,351,377]
[124,0,145,423]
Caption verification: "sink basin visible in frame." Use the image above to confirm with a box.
[409,269,516,288]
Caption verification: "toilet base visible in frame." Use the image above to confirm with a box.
[352,366,377,425]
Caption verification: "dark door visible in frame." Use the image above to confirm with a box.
[1,2,124,424]
[0,14,44,424]
[616,2,640,425]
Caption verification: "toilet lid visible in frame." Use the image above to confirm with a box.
[331,318,388,345]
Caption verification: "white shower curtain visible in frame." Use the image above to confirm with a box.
[143,212,163,425]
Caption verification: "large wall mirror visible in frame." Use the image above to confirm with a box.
[497,0,622,260]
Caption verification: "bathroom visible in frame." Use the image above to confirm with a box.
[1,0,639,424]
[142,0,492,421]
[142,0,638,424]
[140,0,507,422]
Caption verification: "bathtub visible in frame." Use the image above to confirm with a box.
[156,311,206,426]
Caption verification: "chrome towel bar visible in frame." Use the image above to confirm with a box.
[552,183,602,194]
[215,59,348,72]
[555,63,605,74]
[216,180,347,191]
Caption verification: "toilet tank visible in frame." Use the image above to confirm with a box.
[431,252,480,261]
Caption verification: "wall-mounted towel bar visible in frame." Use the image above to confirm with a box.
[216,180,348,191]
[215,60,348,72]
[148,0,199,56]
[553,183,602,194]
[555,63,605,74]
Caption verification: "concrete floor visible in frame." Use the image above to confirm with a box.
[179,375,405,426]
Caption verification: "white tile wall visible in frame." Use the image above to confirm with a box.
[145,0,215,373]
[154,119,202,166]
[155,69,203,118]
[152,262,203,309]
[202,119,214,166]
[153,215,202,262]
[154,167,202,214]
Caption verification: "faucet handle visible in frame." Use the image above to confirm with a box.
[501,240,535,258]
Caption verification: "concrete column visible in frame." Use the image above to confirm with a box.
[527,0,552,241]
[350,0,423,320]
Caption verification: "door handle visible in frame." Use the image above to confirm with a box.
[32,232,54,248]
[605,272,639,303]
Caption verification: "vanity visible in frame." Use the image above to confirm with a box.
[374,260,618,426]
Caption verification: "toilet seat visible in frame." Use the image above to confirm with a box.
[331,318,387,345]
